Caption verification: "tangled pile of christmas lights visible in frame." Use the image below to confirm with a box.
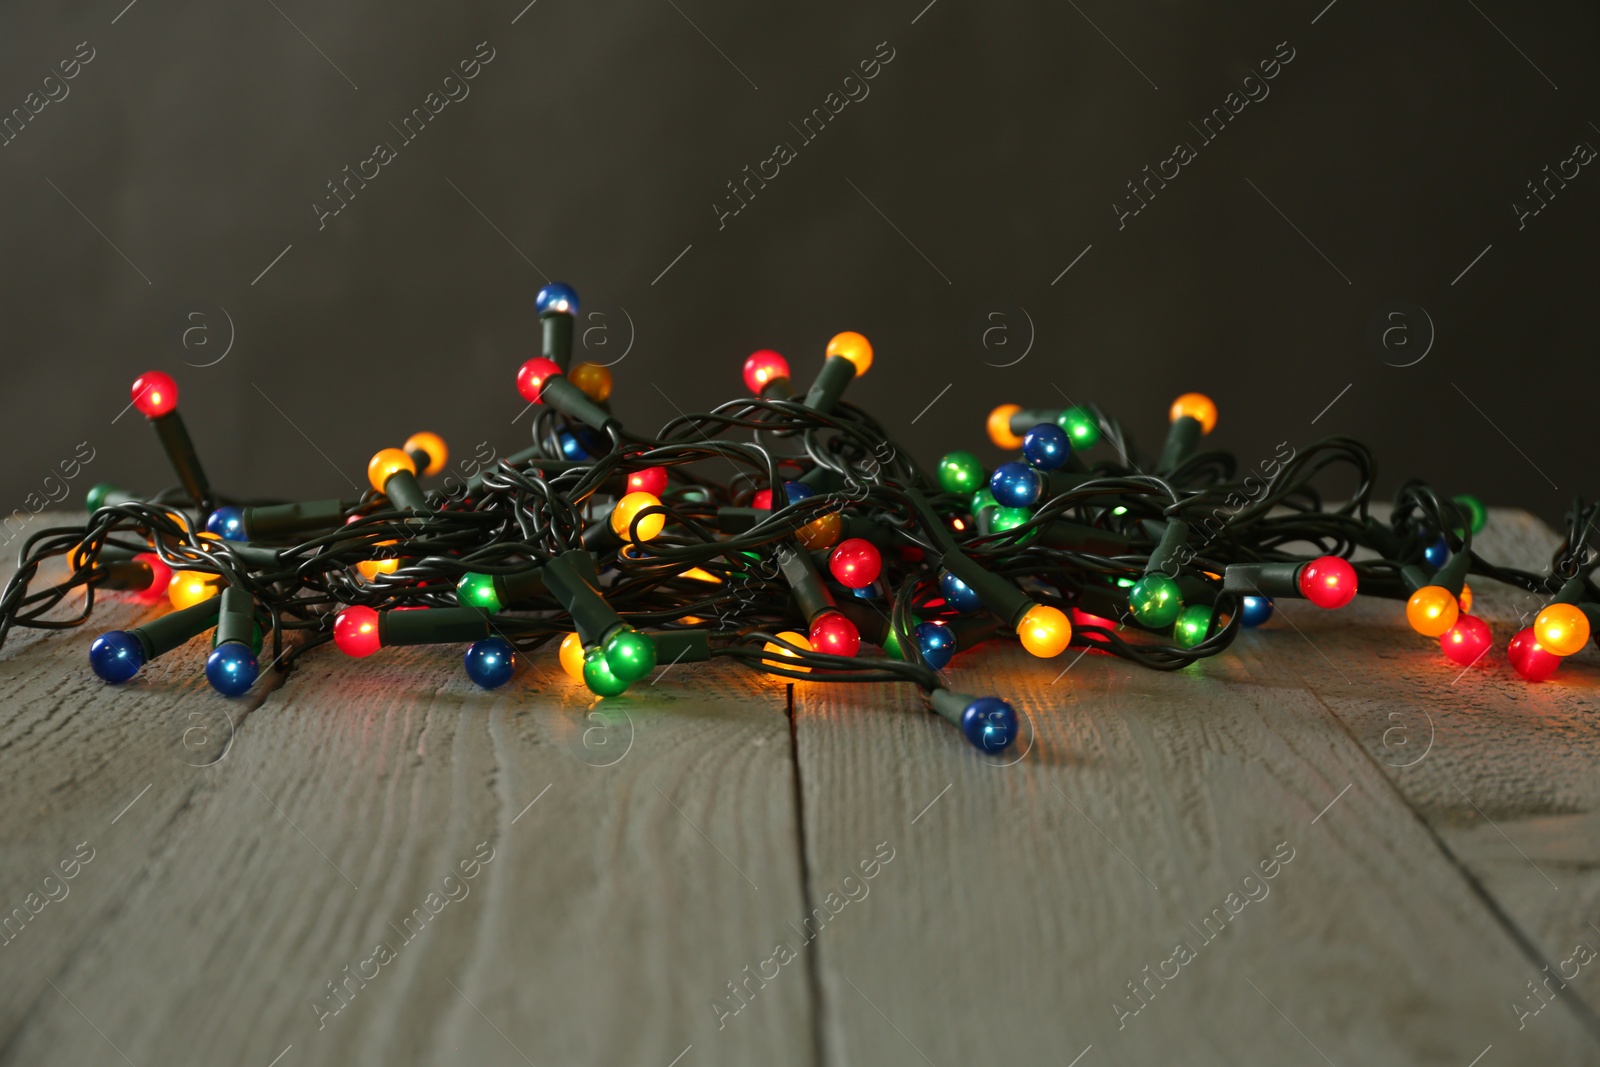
[1,283,1595,752]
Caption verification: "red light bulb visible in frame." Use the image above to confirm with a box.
[628,467,669,497]
[1440,615,1491,666]
[1507,627,1561,682]
[131,371,179,418]
[1298,556,1357,609]
[743,350,790,394]
[809,611,860,658]
[333,606,382,657]
[751,488,773,510]
[132,551,173,603]
[515,358,562,404]
[827,538,881,589]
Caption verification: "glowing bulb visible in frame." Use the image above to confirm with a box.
[1298,556,1357,609]
[559,632,586,680]
[1508,627,1561,681]
[1169,393,1217,435]
[367,448,417,493]
[1016,603,1071,658]
[516,357,562,403]
[937,451,985,495]
[356,556,399,580]
[1405,586,1459,637]
[809,611,860,658]
[456,572,503,613]
[611,491,666,542]
[627,467,668,497]
[131,371,179,418]
[535,282,579,316]
[743,350,791,393]
[990,506,1033,536]
[1173,604,1213,648]
[582,645,631,697]
[1128,574,1182,628]
[132,552,173,603]
[1452,494,1488,535]
[1534,603,1590,657]
[1057,407,1100,449]
[762,631,813,673]
[987,404,1024,450]
[825,331,872,376]
[1458,584,1473,613]
[795,512,842,550]
[1440,615,1492,666]
[568,362,613,403]
[168,570,219,610]
[333,606,382,657]
[828,538,882,589]
[403,432,449,476]
[604,627,657,684]
[680,566,721,583]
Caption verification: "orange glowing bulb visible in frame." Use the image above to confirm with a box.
[1458,584,1473,614]
[168,570,219,610]
[568,362,614,403]
[367,448,417,493]
[403,432,449,476]
[1534,603,1591,657]
[825,331,873,376]
[559,632,586,680]
[610,492,666,542]
[680,567,721,583]
[762,631,813,673]
[795,512,842,550]
[1169,393,1218,435]
[1405,586,1459,638]
[987,404,1024,450]
[1016,603,1072,658]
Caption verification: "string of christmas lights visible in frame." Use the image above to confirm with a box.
[1,282,1594,753]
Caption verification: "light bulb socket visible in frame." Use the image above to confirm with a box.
[242,499,347,539]
[1400,563,1432,595]
[543,550,623,646]
[378,606,493,647]
[905,488,1031,624]
[380,469,429,512]
[802,356,856,414]
[776,542,836,622]
[541,311,575,372]
[798,466,847,493]
[1143,520,1191,578]
[1222,561,1303,598]
[215,586,257,648]
[540,375,616,433]
[927,688,976,728]
[98,559,156,592]
[759,376,794,400]
[1550,577,1587,607]
[492,566,548,607]
[1431,550,1471,597]
[130,596,222,660]
[150,410,214,516]
[650,628,710,664]
[1156,415,1202,472]
[581,520,623,554]
[1040,520,1132,556]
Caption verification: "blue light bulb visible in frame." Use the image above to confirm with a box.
[939,570,983,613]
[782,481,815,505]
[1424,535,1448,568]
[205,641,259,697]
[557,430,590,461]
[1021,423,1071,471]
[205,506,247,542]
[961,697,1018,752]
[89,631,147,684]
[1239,595,1274,628]
[989,462,1042,508]
[464,637,518,689]
[916,621,956,670]
[535,282,580,316]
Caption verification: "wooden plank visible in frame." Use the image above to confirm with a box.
[793,535,1600,1063]
[1,623,815,1067]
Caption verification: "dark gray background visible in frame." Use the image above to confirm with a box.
[2,0,1594,526]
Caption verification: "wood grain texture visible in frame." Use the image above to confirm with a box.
[792,509,1600,1064]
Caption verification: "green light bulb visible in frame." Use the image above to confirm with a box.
[1129,574,1183,628]
[582,646,631,697]
[937,451,985,495]
[991,506,1034,539]
[1452,494,1488,535]
[1057,407,1100,449]
[883,626,903,659]
[86,483,116,512]
[455,572,503,613]
[970,488,997,514]
[1173,604,1212,648]
[604,627,657,684]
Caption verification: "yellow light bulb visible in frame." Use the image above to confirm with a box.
[168,570,219,610]
[367,448,417,493]
[559,632,586,680]
[1534,603,1591,657]
[1016,603,1072,658]
[825,331,873,376]
[1458,584,1472,613]
[403,432,449,476]
[762,631,812,673]
[1405,586,1459,638]
[610,492,666,542]
[1169,393,1218,435]
[795,512,842,550]
[680,566,721,583]
[568,362,614,403]
[987,404,1024,450]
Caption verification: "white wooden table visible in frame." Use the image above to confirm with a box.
[1,510,1597,1066]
